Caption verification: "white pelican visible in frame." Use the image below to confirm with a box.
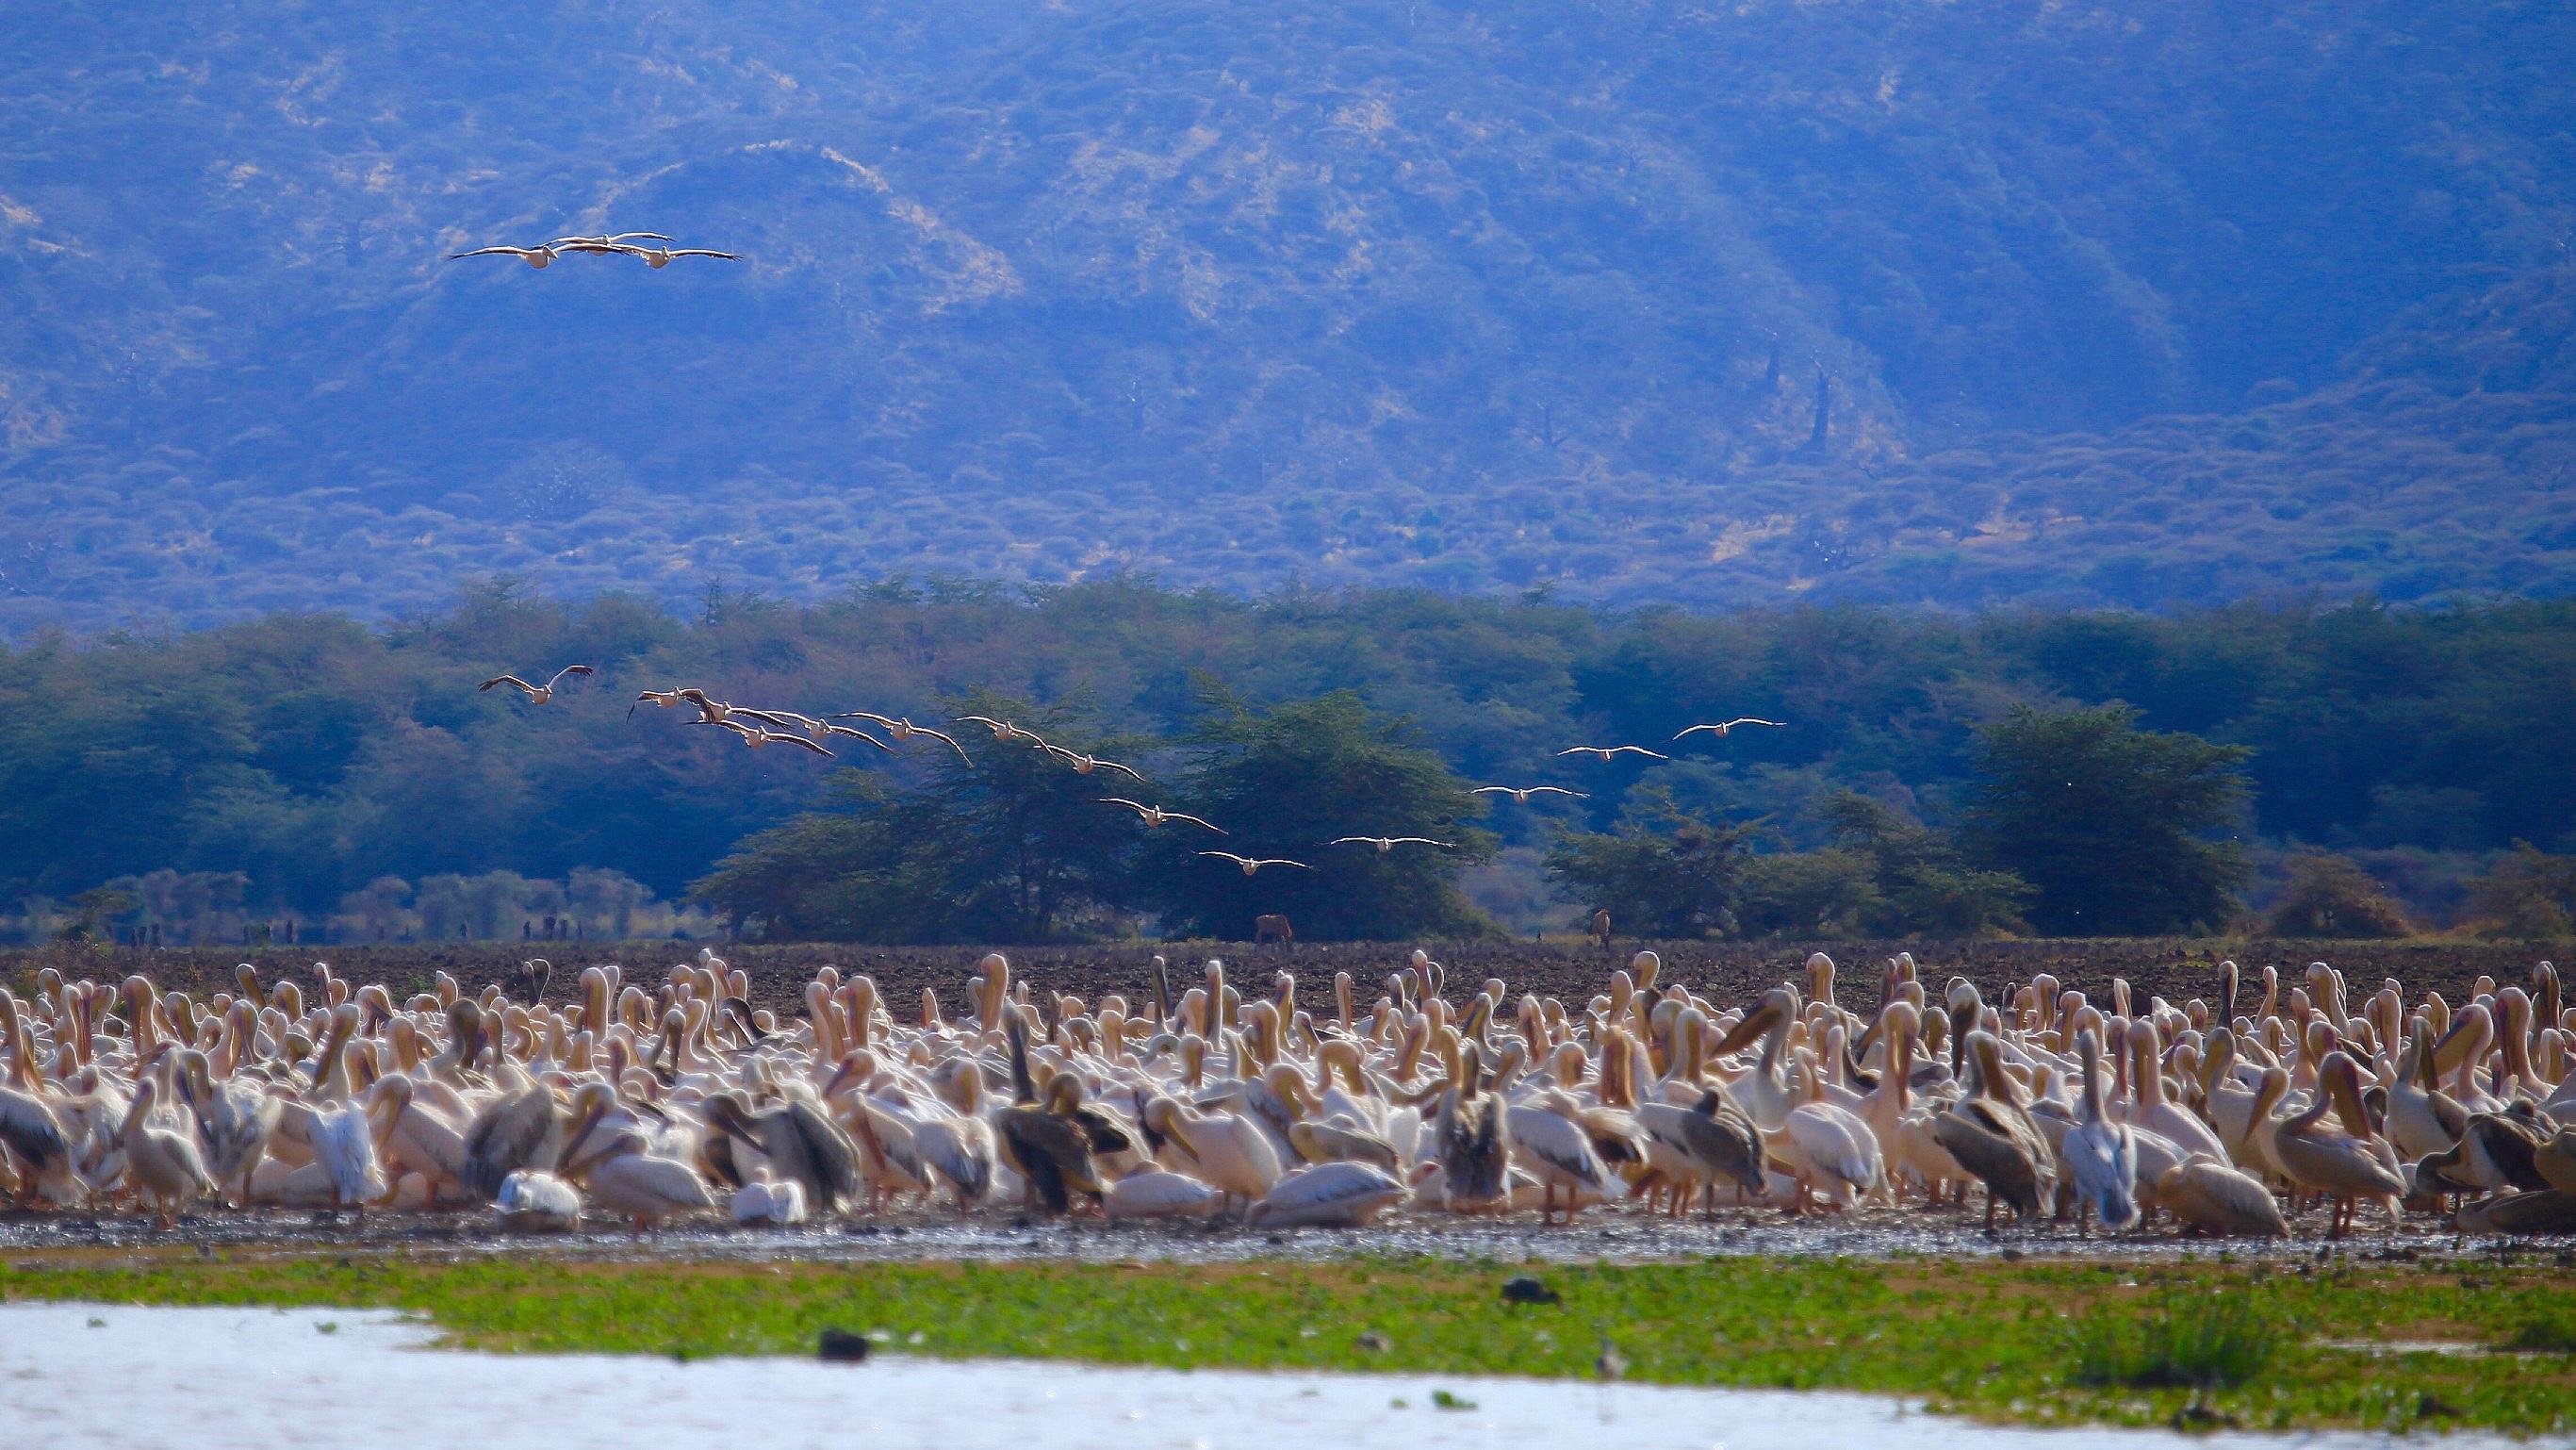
[496,1170,582,1233]
[1106,1169,1223,1220]
[730,1170,810,1227]
[1100,799,1222,832]
[1248,1162,1408,1228]
[1198,851,1311,877]
[478,664,594,703]
[119,1076,216,1229]
[2063,1029,2140,1234]
[1671,718,1785,739]
[1470,785,1587,803]
[1330,836,1455,852]
[1555,745,1669,762]
[1042,745,1145,781]
[450,244,559,268]
[833,713,974,763]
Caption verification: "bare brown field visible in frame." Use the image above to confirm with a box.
[8,935,2563,1017]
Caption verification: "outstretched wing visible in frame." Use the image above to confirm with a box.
[546,665,595,690]
[778,734,835,757]
[1173,814,1225,834]
[479,675,533,694]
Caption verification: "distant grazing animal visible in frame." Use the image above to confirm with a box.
[1255,914,1294,949]
[1099,799,1222,832]
[1673,718,1786,740]
[1200,851,1310,877]
[1557,745,1669,763]
[1589,909,1613,950]
[1330,836,1454,852]
[1472,785,1588,803]
[449,244,559,268]
[479,665,594,704]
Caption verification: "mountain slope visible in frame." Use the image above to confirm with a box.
[3,0,2572,630]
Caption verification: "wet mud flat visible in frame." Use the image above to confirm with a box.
[1,1198,2550,1269]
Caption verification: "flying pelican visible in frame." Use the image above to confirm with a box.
[630,688,694,722]
[731,708,892,750]
[1470,785,1588,803]
[956,716,1052,750]
[479,664,595,703]
[450,244,559,268]
[547,231,674,250]
[692,719,836,756]
[607,244,741,268]
[1330,836,1455,852]
[1100,799,1222,832]
[1043,745,1145,782]
[1556,746,1669,763]
[1199,851,1311,876]
[832,713,973,764]
[1673,718,1786,739]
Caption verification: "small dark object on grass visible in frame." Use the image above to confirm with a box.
[1432,1389,1476,1410]
[2000,1247,2025,1262]
[2418,1393,2463,1420]
[819,1327,873,1362]
[1501,1275,1560,1306]
[2170,1398,2240,1431]
[1355,1331,1392,1354]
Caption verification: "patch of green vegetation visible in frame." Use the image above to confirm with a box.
[2070,1291,2274,1390]
[2504,1306,2576,1356]
[3,1254,2572,1434]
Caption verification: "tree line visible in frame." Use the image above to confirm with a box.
[3,580,2572,943]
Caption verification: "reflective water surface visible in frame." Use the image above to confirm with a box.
[0,1302,2505,1450]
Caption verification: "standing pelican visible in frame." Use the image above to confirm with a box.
[119,1076,217,1229]
[2274,1052,2406,1237]
[2063,1029,2141,1234]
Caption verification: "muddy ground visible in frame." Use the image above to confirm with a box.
[1,1195,2554,1269]
[6,937,2559,1018]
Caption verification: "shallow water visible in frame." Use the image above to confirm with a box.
[0,1303,2507,1450]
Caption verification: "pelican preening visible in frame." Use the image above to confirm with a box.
[1099,799,1223,832]
[478,664,595,703]
[9,950,2568,1244]
[1198,851,1312,876]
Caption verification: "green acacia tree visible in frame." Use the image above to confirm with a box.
[1544,786,1752,938]
[1966,704,2252,935]
[1141,690,1494,940]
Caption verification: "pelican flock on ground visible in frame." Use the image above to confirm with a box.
[5,949,2574,1240]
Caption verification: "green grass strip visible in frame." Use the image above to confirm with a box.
[6,1252,2572,1433]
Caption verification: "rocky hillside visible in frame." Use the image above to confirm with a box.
[3,0,2570,630]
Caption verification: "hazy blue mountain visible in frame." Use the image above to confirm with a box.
[4,0,2571,631]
